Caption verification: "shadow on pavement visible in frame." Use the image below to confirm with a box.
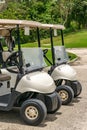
[0,108,62,128]
[72,96,82,103]
[39,111,62,127]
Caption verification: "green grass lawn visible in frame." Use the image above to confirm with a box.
[21,29,87,48]
[3,30,87,66]
[63,30,87,48]
[21,29,87,63]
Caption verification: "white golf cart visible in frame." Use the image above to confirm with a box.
[26,23,81,105]
[0,19,61,126]
[39,23,82,103]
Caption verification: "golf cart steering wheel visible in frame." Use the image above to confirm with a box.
[43,49,48,55]
[5,51,20,73]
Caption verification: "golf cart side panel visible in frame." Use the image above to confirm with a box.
[0,91,21,111]
[1,68,17,87]
[0,73,21,111]
[51,64,77,81]
[16,71,56,94]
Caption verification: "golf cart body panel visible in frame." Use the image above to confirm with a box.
[0,72,21,111]
[16,71,56,93]
[0,74,11,96]
[51,64,77,81]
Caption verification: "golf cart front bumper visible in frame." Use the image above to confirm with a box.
[37,92,58,112]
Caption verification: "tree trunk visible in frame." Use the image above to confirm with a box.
[78,22,81,30]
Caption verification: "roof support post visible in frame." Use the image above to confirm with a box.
[37,27,41,47]
[16,24,23,74]
[50,28,55,65]
[61,30,64,46]
[17,24,21,51]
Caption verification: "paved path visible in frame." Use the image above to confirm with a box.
[0,48,87,130]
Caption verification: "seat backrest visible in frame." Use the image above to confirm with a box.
[2,51,11,62]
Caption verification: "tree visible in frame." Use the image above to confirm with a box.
[54,0,74,26]
[71,0,87,29]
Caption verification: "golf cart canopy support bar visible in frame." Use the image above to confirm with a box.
[17,24,21,51]
[61,30,64,46]
[16,24,23,74]
[37,27,41,47]
[50,28,55,65]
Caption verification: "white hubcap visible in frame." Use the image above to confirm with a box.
[25,106,38,120]
[58,90,68,101]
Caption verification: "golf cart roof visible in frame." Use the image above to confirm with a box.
[0,19,42,27]
[41,24,65,30]
[0,19,65,30]
[0,19,42,36]
[0,19,65,36]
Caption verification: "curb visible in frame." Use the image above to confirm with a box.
[68,57,79,64]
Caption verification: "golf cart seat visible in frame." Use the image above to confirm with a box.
[0,74,11,81]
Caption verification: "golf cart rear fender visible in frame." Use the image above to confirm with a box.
[51,64,77,81]
[16,71,56,94]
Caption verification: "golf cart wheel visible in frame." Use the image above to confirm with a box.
[49,94,62,114]
[56,85,74,105]
[65,80,82,97]
[74,81,82,97]
[20,99,47,126]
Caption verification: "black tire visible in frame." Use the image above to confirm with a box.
[49,94,62,114]
[56,85,74,105]
[74,81,82,97]
[65,80,82,97]
[20,99,47,126]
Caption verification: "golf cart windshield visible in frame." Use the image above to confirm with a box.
[22,48,47,71]
[54,46,69,64]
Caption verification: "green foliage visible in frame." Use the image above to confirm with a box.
[0,0,87,45]
[0,2,29,19]
[20,30,87,49]
[71,0,87,29]
[1,0,87,27]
